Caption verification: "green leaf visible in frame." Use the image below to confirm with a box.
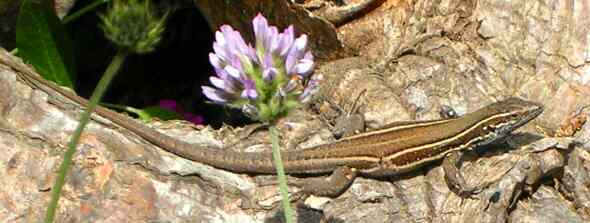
[136,106,183,122]
[16,0,76,88]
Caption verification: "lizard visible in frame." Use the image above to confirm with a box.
[12,61,543,197]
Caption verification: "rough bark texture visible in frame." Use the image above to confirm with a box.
[1,0,590,222]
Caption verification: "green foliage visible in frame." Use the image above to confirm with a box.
[100,103,184,122]
[135,106,184,122]
[16,0,76,88]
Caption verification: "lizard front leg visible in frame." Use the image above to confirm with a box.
[439,104,486,197]
[442,150,485,197]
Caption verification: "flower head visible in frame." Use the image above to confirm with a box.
[202,13,317,122]
[99,0,167,54]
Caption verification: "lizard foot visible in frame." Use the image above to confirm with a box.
[443,151,486,198]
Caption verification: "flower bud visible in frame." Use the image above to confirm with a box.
[99,0,167,54]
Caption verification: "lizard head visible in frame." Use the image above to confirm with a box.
[471,97,544,145]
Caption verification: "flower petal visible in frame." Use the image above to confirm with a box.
[261,52,273,67]
[278,26,294,56]
[294,34,308,51]
[209,53,223,70]
[266,27,279,52]
[224,66,241,79]
[285,53,297,74]
[212,42,228,61]
[303,51,313,61]
[213,68,226,78]
[245,44,258,63]
[290,34,308,58]
[209,76,225,89]
[269,29,280,53]
[214,30,226,47]
[241,88,258,99]
[202,86,228,103]
[241,79,258,99]
[294,59,314,76]
[263,68,277,82]
[253,13,269,44]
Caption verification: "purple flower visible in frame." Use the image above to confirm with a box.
[158,99,205,125]
[241,79,258,99]
[261,52,277,81]
[202,13,316,122]
[158,99,180,112]
[184,113,204,125]
[202,86,229,103]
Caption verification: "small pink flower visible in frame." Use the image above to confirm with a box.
[158,99,205,125]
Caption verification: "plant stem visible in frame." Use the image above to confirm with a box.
[99,102,141,114]
[269,126,295,223]
[62,0,110,24]
[44,49,127,223]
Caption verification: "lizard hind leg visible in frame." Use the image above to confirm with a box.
[299,166,359,197]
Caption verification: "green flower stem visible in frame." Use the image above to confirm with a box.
[62,0,110,24]
[44,49,127,223]
[269,126,295,223]
[99,102,141,114]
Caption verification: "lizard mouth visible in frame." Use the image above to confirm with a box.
[515,103,544,129]
[496,103,544,137]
